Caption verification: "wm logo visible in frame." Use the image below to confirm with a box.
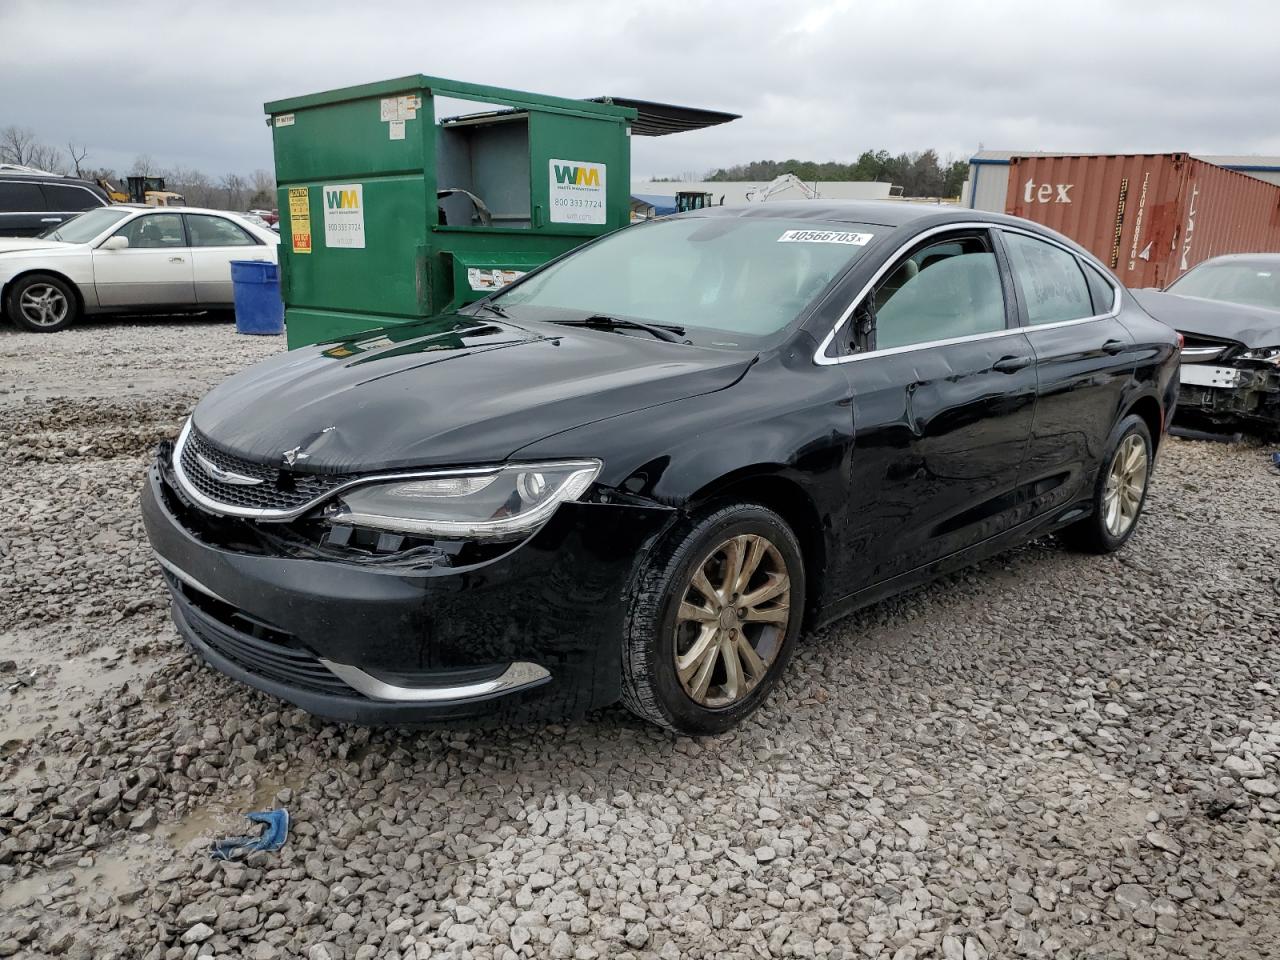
[325,188,360,209]
[553,164,600,186]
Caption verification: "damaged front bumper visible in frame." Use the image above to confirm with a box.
[1177,361,1280,431]
[141,456,676,725]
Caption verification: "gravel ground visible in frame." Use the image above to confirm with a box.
[1,318,1278,960]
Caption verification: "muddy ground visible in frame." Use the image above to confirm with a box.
[1,317,1278,960]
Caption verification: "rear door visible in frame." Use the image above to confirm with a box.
[185,213,272,304]
[0,179,52,236]
[92,212,195,306]
[840,227,1038,590]
[997,228,1135,517]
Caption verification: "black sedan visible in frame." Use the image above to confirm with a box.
[1133,254,1280,434]
[142,202,1179,734]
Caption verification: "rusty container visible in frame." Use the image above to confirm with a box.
[1004,153,1280,288]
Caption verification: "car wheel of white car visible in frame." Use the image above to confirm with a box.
[7,273,80,333]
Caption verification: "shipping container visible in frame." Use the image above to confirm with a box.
[1004,153,1280,289]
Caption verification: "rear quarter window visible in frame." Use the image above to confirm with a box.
[42,183,105,212]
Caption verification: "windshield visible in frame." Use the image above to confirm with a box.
[497,217,880,343]
[39,207,132,243]
[1168,260,1280,311]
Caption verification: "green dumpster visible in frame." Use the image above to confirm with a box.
[264,75,736,348]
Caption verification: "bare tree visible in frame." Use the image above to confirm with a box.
[168,166,216,208]
[131,154,162,177]
[249,168,275,209]
[66,140,90,178]
[0,126,39,166]
[220,172,248,211]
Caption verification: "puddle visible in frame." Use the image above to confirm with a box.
[0,629,159,744]
[1,850,143,911]
[158,767,310,853]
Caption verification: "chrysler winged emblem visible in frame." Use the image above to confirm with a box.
[282,445,310,468]
[194,452,263,486]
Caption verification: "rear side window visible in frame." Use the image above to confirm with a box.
[1003,232,1092,324]
[872,237,1007,350]
[186,214,257,247]
[0,181,47,212]
[42,183,103,212]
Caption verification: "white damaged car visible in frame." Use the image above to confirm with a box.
[0,206,278,332]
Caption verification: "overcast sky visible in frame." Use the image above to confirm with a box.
[3,0,1277,181]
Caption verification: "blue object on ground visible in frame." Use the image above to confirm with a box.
[210,809,290,860]
[230,260,285,335]
[1272,452,1280,466]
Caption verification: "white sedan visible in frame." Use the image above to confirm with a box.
[0,206,278,332]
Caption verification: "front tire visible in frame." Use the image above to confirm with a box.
[1059,414,1153,554]
[6,273,80,332]
[621,503,805,735]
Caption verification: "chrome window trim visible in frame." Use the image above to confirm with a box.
[813,221,1122,366]
[172,417,544,521]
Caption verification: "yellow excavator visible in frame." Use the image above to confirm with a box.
[96,175,185,207]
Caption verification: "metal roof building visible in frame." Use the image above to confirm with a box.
[962,150,1280,211]
[630,179,894,205]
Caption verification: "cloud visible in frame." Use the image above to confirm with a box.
[2,0,1275,181]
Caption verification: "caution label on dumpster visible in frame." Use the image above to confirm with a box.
[549,159,606,225]
[288,187,311,255]
[322,183,365,249]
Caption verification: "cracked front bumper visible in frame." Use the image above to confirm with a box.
[142,463,675,725]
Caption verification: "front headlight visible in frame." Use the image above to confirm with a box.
[331,460,602,540]
[1238,346,1280,365]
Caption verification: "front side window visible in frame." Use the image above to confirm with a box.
[497,217,881,344]
[115,213,185,249]
[1003,232,1092,324]
[872,236,1007,350]
[1167,260,1280,311]
[186,214,257,247]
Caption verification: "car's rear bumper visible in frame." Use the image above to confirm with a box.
[142,461,676,725]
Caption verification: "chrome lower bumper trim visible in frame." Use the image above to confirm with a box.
[317,659,551,703]
[154,551,233,605]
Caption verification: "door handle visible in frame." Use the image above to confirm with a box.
[169,256,185,263]
[992,355,1032,373]
[1101,339,1126,355]
[40,217,61,222]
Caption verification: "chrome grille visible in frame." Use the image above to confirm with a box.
[175,424,356,516]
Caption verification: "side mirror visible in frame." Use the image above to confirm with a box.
[101,236,129,251]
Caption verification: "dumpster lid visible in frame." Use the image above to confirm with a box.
[441,97,739,137]
[586,97,740,136]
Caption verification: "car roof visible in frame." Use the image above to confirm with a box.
[1195,253,1280,267]
[672,200,1033,230]
[114,205,255,217]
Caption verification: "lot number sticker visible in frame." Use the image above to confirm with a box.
[288,187,311,255]
[323,183,365,249]
[549,159,606,225]
[777,230,874,245]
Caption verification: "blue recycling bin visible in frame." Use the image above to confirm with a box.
[230,260,285,335]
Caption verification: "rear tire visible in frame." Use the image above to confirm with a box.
[6,273,79,332]
[621,503,805,735]
[1059,414,1153,554]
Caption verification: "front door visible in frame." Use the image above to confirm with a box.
[996,229,1135,518]
[92,212,195,306]
[841,229,1038,590]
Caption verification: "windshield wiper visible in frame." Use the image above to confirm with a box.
[551,315,688,344]
[474,302,512,319]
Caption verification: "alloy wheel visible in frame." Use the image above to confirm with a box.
[674,533,792,709]
[1102,434,1148,537]
[18,284,70,328]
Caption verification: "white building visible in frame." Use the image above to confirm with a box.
[631,179,894,206]
[961,150,1280,212]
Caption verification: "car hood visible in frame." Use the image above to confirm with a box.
[0,237,75,254]
[191,314,754,472]
[1133,289,1280,349]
